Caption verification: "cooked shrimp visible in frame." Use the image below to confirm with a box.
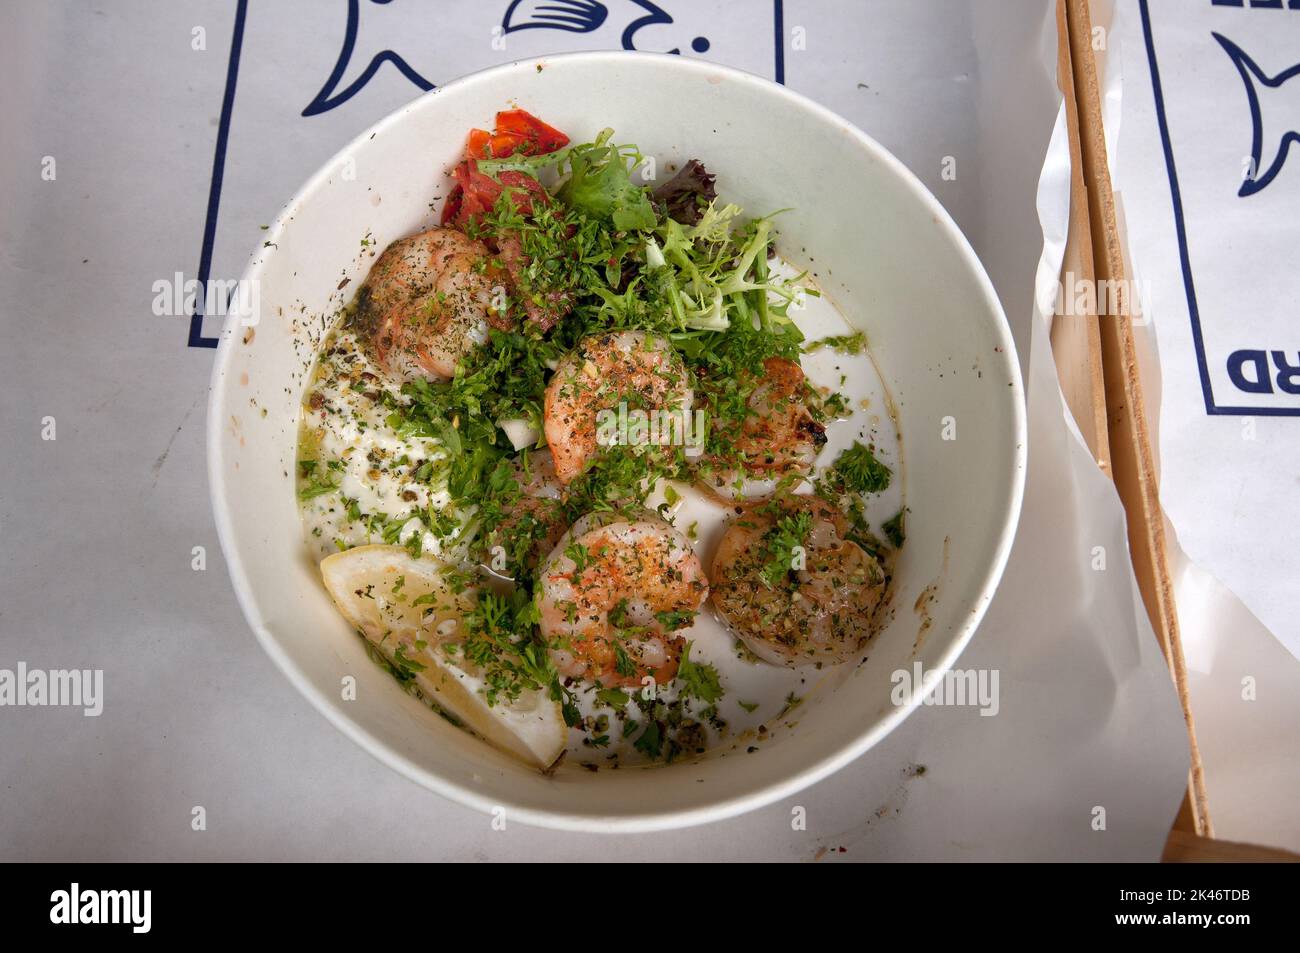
[711,495,887,666]
[356,227,511,381]
[538,510,708,686]
[697,356,826,501]
[513,446,564,499]
[445,161,571,330]
[495,231,571,331]
[481,450,567,580]
[543,331,693,484]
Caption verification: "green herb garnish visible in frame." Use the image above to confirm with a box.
[759,510,813,588]
[676,641,723,704]
[804,331,867,355]
[829,441,891,494]
[883,509,906,548]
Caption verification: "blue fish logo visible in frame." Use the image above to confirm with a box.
[303,0,434,117]
[502,0,710,53]
[502,0,609,34]
[304,0,707,117]
[1214,32,1300,197]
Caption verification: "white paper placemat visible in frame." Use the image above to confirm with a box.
[0,0,1190,860]
[1093,0,1300,850]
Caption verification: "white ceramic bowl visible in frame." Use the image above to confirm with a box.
[208,52,1025,831]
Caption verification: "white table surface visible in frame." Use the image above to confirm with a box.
[0,0,1192,861]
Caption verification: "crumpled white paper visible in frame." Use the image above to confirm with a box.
[0,0,1191,859]
[1091,0,1300,850]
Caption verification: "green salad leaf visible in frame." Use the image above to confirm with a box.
[555,129,657,231]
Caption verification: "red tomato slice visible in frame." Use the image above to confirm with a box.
[445,112,567,225]
[497,170,549,215]
[443,160,552,225]
[494,109,569,154]
[466,128,492,157]
[492,132,531,157]
[452,160,500,221]
[440,184,465,226]
[467,128,533,159]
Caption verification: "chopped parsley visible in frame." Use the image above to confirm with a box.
[676,641,723,704]
[883,509,906,548]
[654,609,695,631]
[390,643,427,678]
[596,687,630,708]
[804,330,867,355]
[759,510,813,588]
[564,541,590,574]
[632,720,663,759]
[296,459,339,500]
[827,441,892,494]
[612,641,638,679]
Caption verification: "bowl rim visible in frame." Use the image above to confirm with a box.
[207,49,1028,833]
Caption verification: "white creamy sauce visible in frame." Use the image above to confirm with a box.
[300,331,463,562]
[298,258,903,769]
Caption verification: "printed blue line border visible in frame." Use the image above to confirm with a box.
[774,0,785,84]
[189,0,248,348]
[187,0,788,349]
[1140,0,1299,415]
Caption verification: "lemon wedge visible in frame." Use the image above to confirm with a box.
[319,545,567,769]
